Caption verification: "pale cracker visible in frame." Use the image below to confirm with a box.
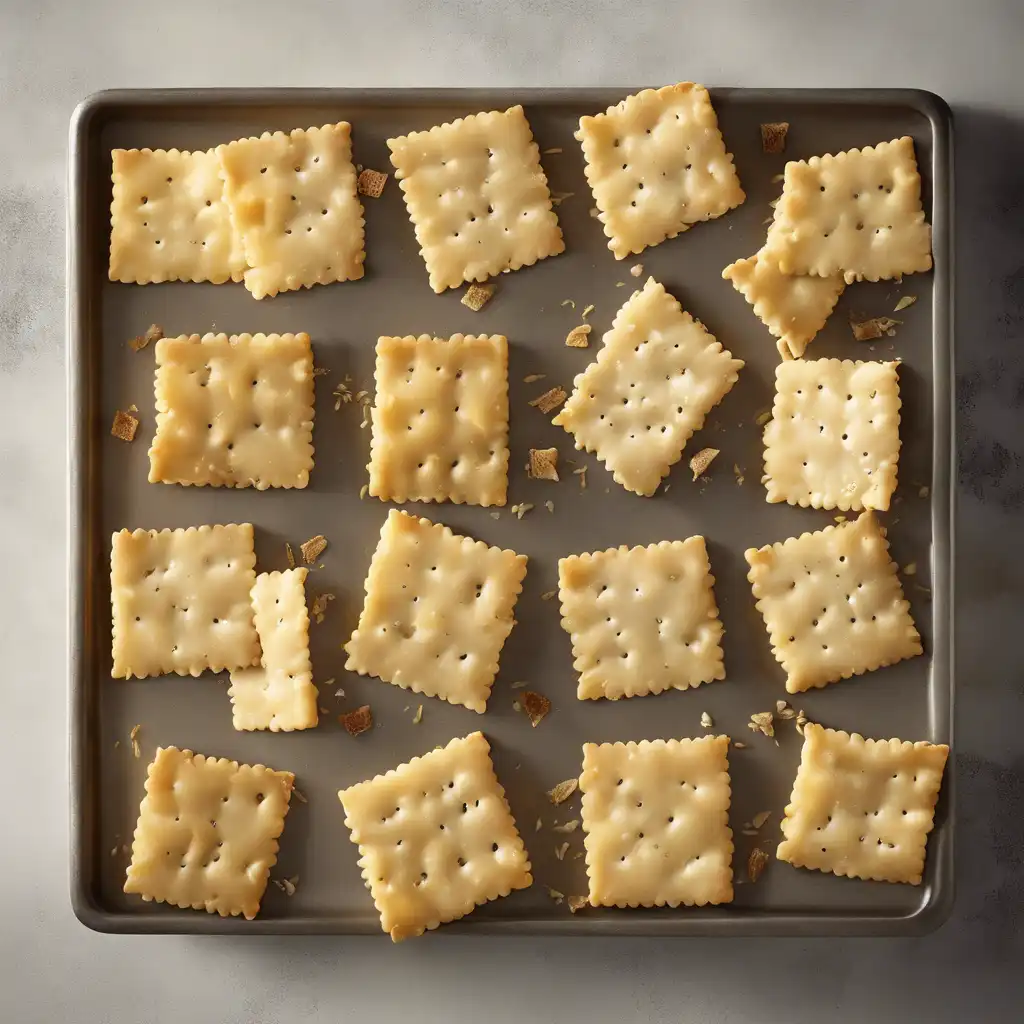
[722,250,845,359]
[763,359,901,511]
[575,83,744,260]
[368,334,509,507]
[338,732,532,941]
[744,511,922,693]
[777,724,948,885]
[228,569,318,731]
[558,537,725,700]
[217,123,365,299]
[109,147,246,285]
[149,333,314,489]
[344,511,528,712]
[387,105,564,293]
[762,136,932,283]
[553,278,743,496]
[124,746,294,919]
[111,524,260,679]
[580,737,733,907]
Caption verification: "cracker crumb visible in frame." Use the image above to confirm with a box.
[850,315,901,341]
[333,380,353,409]
[560,299,576,310]
[412,704,423,725]
[128,404,138,413]
[629,264,644,277]
[733,741,747,749]
[111,410,139,442]
[129,724,142,758]
[547,778,579,805]
[547,888,565,904]
[528,448,560,481]
[581,304,595,320]
[555,842,570,861]
[109,845,119,857]
[523,373,546,383]
[551,192,575,208]
[339,705,373,737]
[489,511,501,520]
[834,515,848,523]
[751,810,771,830]
[510,502,535,520]
[274,875,299,896]
[529,386,567,414]
[589,207,600,219]
[285,542,296,569]
[300,535,328,564]
[771,173,786,184]
[919,485,930,498]
[553,819,579,834]
[113,740,120,749]
[333,687,346,699]
[130,323,163,352]
[535,818,543,832]
[540,590,557,601]
[544,499,555,513]
[359,484,369,500]
[733,464,745,485]
[748,711,775,738]
[795,709,809,735]
[775,700,797,720]
[461,282,495,311]
[542,147,563,155]
[700,711,713,729]
[356,168,388,198]
[573,466,588,489]
[689,447,720,481]
[761,122,790,153]
[894,295,917,312]
[522,690,551,727]
[748,847,770,882]
[310,592,335,624]
[312,366,329,378]
[903,562,918,576]
[292,787,307,804]
[741,828,760,837]
[565,324,592,348]
[359,399,372,430]
[615,281,626,287]
[755,410,773,427]
[510,680,528,689]
[568,894,588,913]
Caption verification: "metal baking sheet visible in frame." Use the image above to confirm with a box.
[68,88,953,935]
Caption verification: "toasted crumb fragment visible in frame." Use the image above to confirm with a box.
[551,192,575,207]
[544,499,555,513]
[339,705,373,736]
[356,168,388,198]
[547,778,579,805]
[547,888,565,904]
[285,542,296,569]
[629,264,644,277]
[794,709,809,735]
[689,447,720,480]
[568,894,588,913]
[111,410,139,442]
[894,295,917,312]
[412,704,423,725]
[541,589,557,601]
[903,562,918,576]
[461,282,495,311]
[310,592,335,624]
[760,122,790,154]
[529,386,567,414]
[555,842,570,861]
[522,690,551,727]
[523,373,546,383]
[274,876,299,896]
[129,724,142,758]
[535,818,543,831]
[312,366,329,378]
[543,147,563,155]
[748,847,770,882]
[333,379,353,409]
[733,741,747,749]
[755,410,772,427]
[700,711,713,729]
[529,448,560,481]
[751,811,771,829]
[291,787,307,804]
[748,711,775,738]
[850,316,901,341]
[581,304,595,320]
[573,465,587,489]
[560,299,576,309]
[733,464,745,485]
[565,324,592,348]
[510,502,535,520]
[775,700,797,720]
[129,323,164,352]
[553,819,580,834]
[300,535,328,564]
[919,485,930,498]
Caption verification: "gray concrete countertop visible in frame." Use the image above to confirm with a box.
[2,1,1021,1020]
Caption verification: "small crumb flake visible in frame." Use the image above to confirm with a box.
[312,366,329,378]
[795,709,809,735]
[547,778,578,805]
[129,323,163,352]
[339,705,373,737]
[903,562,918,576]
[521,690,551,727]
[292,787,308,804]
[333,686,346,699]
[770,172,786,184]
[551,191,574,207]
[274,876,299,896]
[129,724,142,758]
[359,484,369,500]
[616,281,626,287]
[629,263,644,277]
[775,700,797,720]
[356,168,388,198]
[573,466,588,489]
[733,464,745,486]
[733,741,747,750]
[333,380,353,409]
[834,515,848,523]
[510,680,528,689]
[581,304,595,320]
[919,485,930,498]
[523,373,546,383]
[755,410,773,427]
[489,511,500,520]
[300,535,328,564]
[553,819,580,834]
[560,299,576,310]
[700,711,713,729]
[461,282,495,311]
[751,810,771,830]
[689,447,720,481]
[510,502,535,520]
[540,590,557,601]
[748,848,770,882]
[412,704,423,725]
[285,542,296,569]
[761,122,790,153]
[310,592,335,624]
[542,147,563,155]
[547,888,565,905]
[528,447,559,481]
[748,711,775,738]
[850,315,901,341]
[535,818,543,832]
[529,386,567,414]
[544,499,555,513]
[568,894,588,913]
[565,324,592,348]
[111,410,139,442]
[555,842,570,860]
[894,295,917,312]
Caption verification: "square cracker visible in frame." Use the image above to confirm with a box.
[124,746,294,919]
[580,737,733,908]
[722,250,845,360]
[558,537,725,700]
[149,333,314,490]
[228,568,318,731]
[387,105,564,293]
[344,511,527,712]
[763,359,901,511]
[576,83,745,259]
[777,724,948,885]
[553,277,743,496]
[217,123,365,299]
[368,334,509,507]
[338,732,532,941]
[762,136,932,283]
[744,511,922,693]
[111,524,260,679]
[109,147,246,285]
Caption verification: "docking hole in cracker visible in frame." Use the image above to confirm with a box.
[344,510,527,712]
[368,334,509,507]
[744,511,922,693]
[553,277,743,496]
[148,333,314,489]
[575,83,745,259]
[124,746,294,919]
[338,732,532,940]
[777,724,948,885]
[580,737,733,907]
[558,537,725,700]
[387,105,564,293]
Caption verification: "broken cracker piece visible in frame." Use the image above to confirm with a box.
[553,819,580,834]
[568,894,588,913]
[300,535,328,564]
[748,711,775,738]
[356,168,388,198]
[748,847,770,882]
[630,264,644,277]
[310,592,335,624]
[111,410,139,442]
[760,122,790,154]
[529,386,567,414]
[689,447,720,480]
[339,705,373,736]
[894,295,917,312]
[700,711,713,729]
[462,282,495,311]
[129,323,164,352]
[521,690,551,727]
[850,316,901,341]
[547,778,579,805]
[565,324,592,348]
[528,448,559,481]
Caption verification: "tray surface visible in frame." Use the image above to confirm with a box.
[68,88,953,935]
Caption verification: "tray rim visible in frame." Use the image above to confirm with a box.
[67,86,955,937]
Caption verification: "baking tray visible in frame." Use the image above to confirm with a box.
[68,88,953,936]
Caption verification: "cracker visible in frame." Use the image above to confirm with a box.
[744,511,922,693]
[217,123,365,299]
[762,137,932,283]
[580,737,733,907]
[575,83,744,259]
[124,746,294,919]
[763,359,902,511]
[357,168,388,198]
[777,724,948,885]
[111,410,139,442]
[344,510,528,712]
[528,447,559,481]
[368,334,509,507]
[338,732,532,940]
[558,537,724,700]
[228,569,317,731]
[109,147,246,285]
[722,251,845,360]
[148,333,315,489]
[387,105,564,292]
[111,524,260,679]
[553,278,743,496]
